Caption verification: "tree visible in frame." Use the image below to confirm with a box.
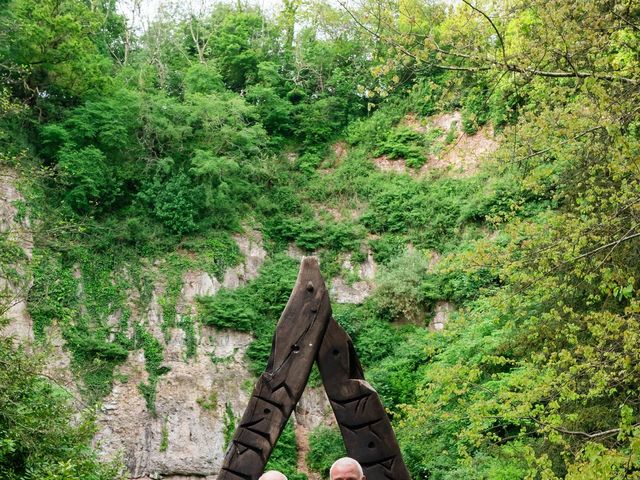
[0,330,122,480]
[0,0,114,106]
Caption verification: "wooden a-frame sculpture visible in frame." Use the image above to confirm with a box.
[218,257,411,480]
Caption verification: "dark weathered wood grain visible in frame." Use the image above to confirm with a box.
[218,257,332,480]
[317,318,411,480]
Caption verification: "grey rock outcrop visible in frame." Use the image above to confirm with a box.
[95,328,253,479]
[222,230,267,288]
[94,229,267,479]
[330,251,377,304]
[429,301,454,331]
[0,169,34,342]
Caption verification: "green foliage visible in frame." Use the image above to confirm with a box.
[197,390,218,411]
[0,0,111,102]
[66,332,128,401]
[141,173,205,236]
[331,303,406,369]
[245,85,293,137]
[374,126,431,168]
[4,0,640,477]
[346,98,406,148]
[159,417,169,453]
[27,246,140,402]
[223,402,236,448]
[307,426,347,478]
[373,249,431,323]
[28,252,78,339]
[295,97,345,146]
[209,9,267,91]
[135,324,169,416]
[180,316,197,359]
[366,327,431,407]
[197,288,254,332]
[0,336,122,480]
[56,146,113,213]
[266,420,307,480]
[0,234,26,298]
[183,62,225,95]
[368,234,406,265]
[181,233,243,280]
[361,176,480,250]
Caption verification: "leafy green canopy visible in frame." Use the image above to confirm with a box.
[334,1,640,478]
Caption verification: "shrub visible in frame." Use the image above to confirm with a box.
[374,126,426,168]
[345,101,406,148]
[245,85,293,136]
[197,289,255,332]
[366,327,430,406]
[0,336,122,479]
[139,172,206,236]
[295,97,344,146]
[183,62,225,95]
[307,426,346,478]
[56,146,114,213]
[369,234,406,265]
[372,249,431,324]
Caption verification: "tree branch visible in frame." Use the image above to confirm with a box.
[517,125,606,162]
[340,1,639,85]
[530,417,639,439]
[461,0,507,63]
[573,231,640,261]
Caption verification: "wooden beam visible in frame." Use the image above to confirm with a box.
[317,318,411,480]
[218,257,332,480]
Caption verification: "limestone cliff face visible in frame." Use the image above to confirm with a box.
[0,169,449,480]
[0,169,266,480]
[0,168,342,480]
[95,328,253,479]
[90,229,335,479]
[94,231,266,479]
[329,251,377,304]
[0,169,33,343]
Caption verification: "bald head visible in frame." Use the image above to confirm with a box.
[329,457,365,480]
[259,471,287,480]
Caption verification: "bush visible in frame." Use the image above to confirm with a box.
[374,126,426,168]
[362,176,480,250]
[295,97,344,145]
[295,152,323,175]
[139,172,206,236]
[56,146,114,213]
[366,327,430,406]
[0,336,122,480]
[245,85,293,136]
[345,101,406,148]
[368,234,406,265]
[183,62,225,95]
[197,289,254,332]
[307,426,346,478]
[372,249,431,324]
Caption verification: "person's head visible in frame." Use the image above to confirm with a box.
[259,471,287,480]
[329,457,365,480]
